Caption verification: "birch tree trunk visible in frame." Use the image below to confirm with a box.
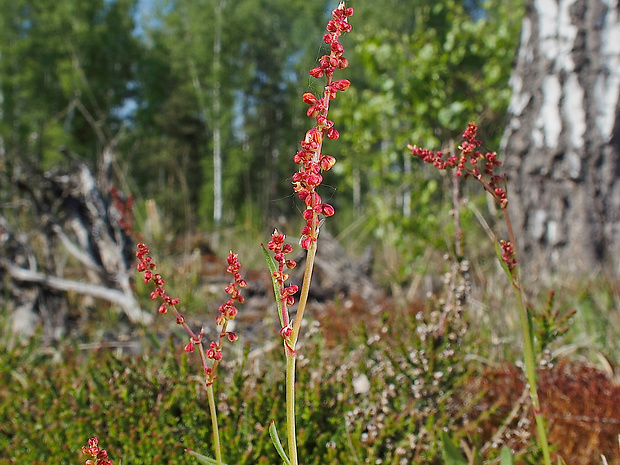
[501,0,620,275]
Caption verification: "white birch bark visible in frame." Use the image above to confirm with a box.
[501,0,620,274]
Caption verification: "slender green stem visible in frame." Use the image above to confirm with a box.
[285,353,298,465]
[511,279,551,465]
[206,384,223,465]
[502,208,551,465]
[282,240,318,465]
[291,240,318,347]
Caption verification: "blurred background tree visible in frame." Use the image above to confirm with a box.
[0,0,140,167]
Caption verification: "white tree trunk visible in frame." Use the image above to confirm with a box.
[501,0,620,275]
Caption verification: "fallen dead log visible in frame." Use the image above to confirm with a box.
[1,259,151,325]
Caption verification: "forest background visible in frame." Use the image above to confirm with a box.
[0,0,522,278]
[4,1,620,464]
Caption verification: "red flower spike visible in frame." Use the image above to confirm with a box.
[136,243,245,389]
[291,3,352,249]
[409,122,510,214]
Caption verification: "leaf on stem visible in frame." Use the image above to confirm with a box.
[499,446,515,465]
[185,449,226,465]
[269,420,292,465]
[440,431,468,465]
[261,244,285,329]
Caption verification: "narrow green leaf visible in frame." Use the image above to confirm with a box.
[261,244,285,328]
[185,449,223,465]
[441,431,468,465]
[526,306,536,353]
[499,446,515,465]
[556,457,568,465]
[269,420,292,465]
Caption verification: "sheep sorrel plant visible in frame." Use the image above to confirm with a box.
[261,3,353,464]
[136,243,246,465]
[127,4,352,465]
[408,123,552,465]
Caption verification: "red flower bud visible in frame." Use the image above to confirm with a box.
[301,236,314,250]
[332,79,350,91]
[322,204,335,217]
[280,326,293,339]
[327,127,339,140]
[302,92,318,105]
[321,155,336,171]
[309,67,324,78]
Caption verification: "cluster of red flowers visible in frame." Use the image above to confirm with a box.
[204,252,246,358]
[500,240,518,273]
[136,244,245,386]
[408,123,519,271]
[136,243,181,318]
[82,437,112,465]
[408,122,507,208]
[267,229,298,338]
[294,2,353,249]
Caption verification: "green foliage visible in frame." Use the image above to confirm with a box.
[0,0,140,163]
[500,446,516,465]
[0,299,482,465]
[1,0,525,245]
[328,0,524,282]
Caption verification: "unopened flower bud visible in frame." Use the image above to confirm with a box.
[302,92,318,105]
[322,204,335,216]
[327,127,339,140]
[309,67,324,78]
[320,155,336,171]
